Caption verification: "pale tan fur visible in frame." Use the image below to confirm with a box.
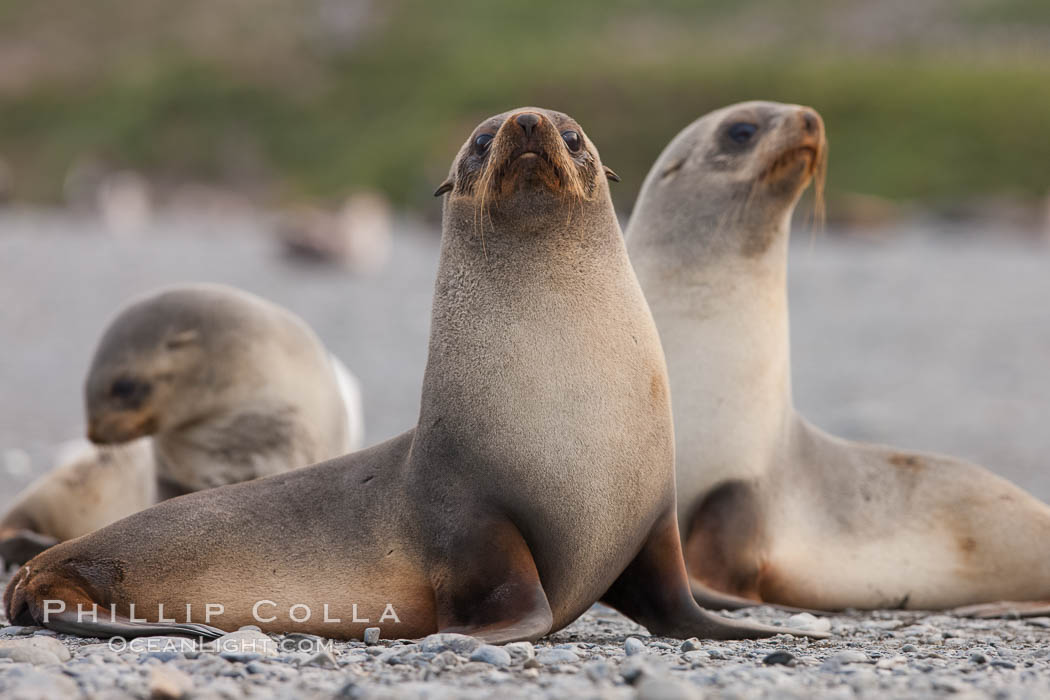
[0,440,154,543]
[627,100,1050,610]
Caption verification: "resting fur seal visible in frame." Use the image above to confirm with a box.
[0,440,155,567]
[626,100,1050,613]
[5,108,820,642]
[0,284,363,565]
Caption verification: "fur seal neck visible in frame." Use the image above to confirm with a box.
[628,101,824,495]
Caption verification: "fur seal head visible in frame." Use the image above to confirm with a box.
[434,107,619,234]
[631,101,825,258]
[85,307,204,444]
[84,285,266,445]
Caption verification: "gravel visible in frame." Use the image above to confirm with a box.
[4,598,1037,699]
[2,212,1050,697]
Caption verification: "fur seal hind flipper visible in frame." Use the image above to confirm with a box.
[431,518,554,644]
[601,510,828,640]
[40,612,224,640]
[4,565,223,640]
[690,578,832,616]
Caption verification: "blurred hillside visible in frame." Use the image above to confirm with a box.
[0,0,1048,219]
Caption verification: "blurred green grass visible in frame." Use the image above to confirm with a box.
[0,0,1047,212]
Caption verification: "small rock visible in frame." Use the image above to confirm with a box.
[681,650,709,666]
[830,650,869,665]
[970,652,987,664]
[535,648,580,665]
[679,638,701,652]
[212,629,277,657]
[901,644,917,653]
[142,651,181,663]
[625,637,646,656]
[469,644,511,667]
[0,626,25,636]
[991,660,1017,669]
[245,660,270,674]
[378,646,420,665]
[281,632,327,654]
[583,659,616,682]
[219,651,262,663]
[418,633,480,655]
[875,654,907,669]
[363,627,381,645]
[0,636,71,665]
[149,665,194,699]
[620,655,660,684]
[0,645,60,665]
[931,678,962,693]
[762,650,796,666]
[787,612,832,634]
[431,650,461,669]
[504,641,535,663]
[635,675,703,700]
[303,650,339,668]
[238,625,261,632]
[0,669,79,697]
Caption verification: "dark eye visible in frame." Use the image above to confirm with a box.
[561,130,581,152]
[728,122,758,144]
[474,133,493,153]
[110,378,143,400]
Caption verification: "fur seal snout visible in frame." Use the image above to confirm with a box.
[6,108,822,643]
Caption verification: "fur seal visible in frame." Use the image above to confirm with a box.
[626,100,1050,613]
[4,108,821,642]
[0,440,155,567]
[0,284,363,565]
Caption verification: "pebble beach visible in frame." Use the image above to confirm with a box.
[2,210,1050,698]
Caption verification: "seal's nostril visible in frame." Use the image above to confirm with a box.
[515,113,541,139]
[801,110,818,134]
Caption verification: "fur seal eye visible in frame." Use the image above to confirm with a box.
[110,377,148,401]
[474,133,494,153]
[728,122,758,144]
[561,130,582,152]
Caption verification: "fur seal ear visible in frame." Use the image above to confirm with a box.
[433,179,454,197]
[603,166,621,183]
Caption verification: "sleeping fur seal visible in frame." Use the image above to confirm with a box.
[0,284,363,565]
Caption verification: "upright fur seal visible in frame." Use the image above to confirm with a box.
[0,284,363,565]
[5,108,819,642]
[627,100,1050,613]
